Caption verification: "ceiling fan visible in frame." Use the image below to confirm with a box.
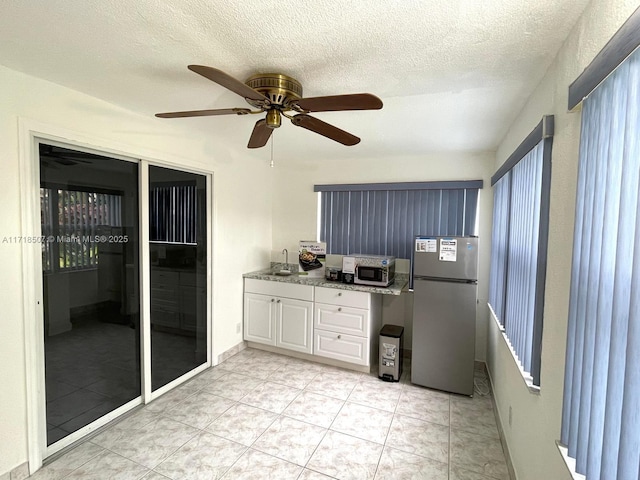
[155,65,383,148]
[39,145,95,167]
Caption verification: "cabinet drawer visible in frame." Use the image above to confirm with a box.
[314,303,369,337]
[245,279,313,301]
[314,287,369,309]
[314,329,369,366]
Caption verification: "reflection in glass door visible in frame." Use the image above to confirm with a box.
[149,166,207,391]
[39,144,140,445]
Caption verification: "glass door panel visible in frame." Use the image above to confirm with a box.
[39,143,140,446]
[149,166,207,391]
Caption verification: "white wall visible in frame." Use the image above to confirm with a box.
[270,152,495,361]
[0,65,273,474]
[486,1,640,479]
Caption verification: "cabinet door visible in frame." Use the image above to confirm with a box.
[244,293,276,346]
[276,298,313,354]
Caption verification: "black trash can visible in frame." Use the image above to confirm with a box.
[379,324,404,382]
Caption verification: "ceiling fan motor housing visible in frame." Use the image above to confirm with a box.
[244,73,303,109]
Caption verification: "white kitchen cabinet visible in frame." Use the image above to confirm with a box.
[243,279,382,370]
[244,279,314,354]
[314,303,369,337]
[314,329,368,365]
[244,293,277,346]
[313,286,381,367]
[276,297,313,353]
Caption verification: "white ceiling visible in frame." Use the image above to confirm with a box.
[0,0,590,161]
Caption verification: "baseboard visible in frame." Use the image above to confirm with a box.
[246,342,373,374]
[0,461,29,480]
[485,365,518,480]
[216,341,247,364]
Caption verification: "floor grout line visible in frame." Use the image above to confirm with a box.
[39,350,507,480]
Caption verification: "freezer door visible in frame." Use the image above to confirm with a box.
[411,277,476,395]
[413,236,478,280]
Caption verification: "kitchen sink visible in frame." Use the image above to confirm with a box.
[274,270,293,276]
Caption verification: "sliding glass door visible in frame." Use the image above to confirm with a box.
[38,144,210,451]
[40,144,140,445]
[149,166,208,391]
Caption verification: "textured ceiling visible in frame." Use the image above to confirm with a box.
[0,0,590,161]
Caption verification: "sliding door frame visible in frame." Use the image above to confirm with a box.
[18,119,214,473]
[144,161,213,402]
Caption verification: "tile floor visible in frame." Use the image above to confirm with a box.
[30,347,511,480]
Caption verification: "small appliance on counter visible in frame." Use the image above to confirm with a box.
[325,267,342,281]
[341,256,356,284]
[342,255,396,287]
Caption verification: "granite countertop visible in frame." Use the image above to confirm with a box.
[243,269,409,296]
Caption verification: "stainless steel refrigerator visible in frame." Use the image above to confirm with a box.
[411,236,478,395]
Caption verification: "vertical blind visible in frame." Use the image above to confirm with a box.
[504,142,543,377]
[40,188,122,271]
[318,183,480,259]
[488,129,551,387]
[561,47,640,480]
[150,185,197,244]
[488,172,510,323]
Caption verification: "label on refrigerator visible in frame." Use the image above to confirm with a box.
[439,238,457,262]
[415,237,437,253]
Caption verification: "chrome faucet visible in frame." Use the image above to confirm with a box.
[282,248,288,266]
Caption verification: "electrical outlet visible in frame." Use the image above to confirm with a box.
[509,406,513,427]
[236,323,241,334]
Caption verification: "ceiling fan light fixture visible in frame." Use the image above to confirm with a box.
[266,109,281,129]
[156,66,383,148]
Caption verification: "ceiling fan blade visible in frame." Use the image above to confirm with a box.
[156,108,251,118]
[247,119,273,149]
[295,93,383,112]
[188,65,268,103]
[291,114,360,146]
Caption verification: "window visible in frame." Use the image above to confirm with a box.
[561,45,640,480]
[40,187,122,271]
[488,116,553,387]
[315,181,482,259]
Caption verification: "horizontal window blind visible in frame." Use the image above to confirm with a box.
[561,46,640,480]
[318,182,480,259]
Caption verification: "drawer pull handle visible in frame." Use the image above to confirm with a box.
[277,299,281,303]
[337,335,342,339]
[271,298,275,302]
[338,292,342,296]
[338,307,342,312]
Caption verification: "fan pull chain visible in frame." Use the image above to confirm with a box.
[269,135,275,168]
